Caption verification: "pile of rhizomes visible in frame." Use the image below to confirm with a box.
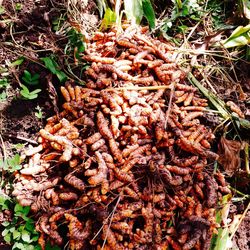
[12,25,230,250]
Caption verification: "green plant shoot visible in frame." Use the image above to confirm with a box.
[22,70,40,86]
[20,84,41,100]
[41,57,67,83]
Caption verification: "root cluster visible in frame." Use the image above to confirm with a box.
[12,25,230,250]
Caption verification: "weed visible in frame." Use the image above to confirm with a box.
[15,3,22,11]
[66,28,85,61]
[0,153,40,250]
[0,78,10,89]
[100,8,116,30]
[52,14,66,33]
[21,70,40,86]
[0,196,40,250]
[222,24,250,48]
[160,0,204,35]
[34,106,43,119]
[0,78,10,101]
[20,84,41,100]
[41,57,67,83]
[0,154,22,173]
[10,58,24,67]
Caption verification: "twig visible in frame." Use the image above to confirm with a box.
[229,201,250,240]
[164,83,175,129]
[5,134,38,145]
[106,84,173,91]
[0,134,7,161]
[245,142,249,175]
[101,195,121,249]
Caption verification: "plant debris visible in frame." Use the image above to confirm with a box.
[218,137,242,177]
[12,25,231,249]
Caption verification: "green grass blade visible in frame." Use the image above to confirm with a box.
[188,73,229,119]
[142,0,156,29]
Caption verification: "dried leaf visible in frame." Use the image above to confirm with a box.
[218,137,242,176]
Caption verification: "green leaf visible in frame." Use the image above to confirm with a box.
[212,228,230,250]
[45,242,61,250]
[28,94,39,99]
[100,8,116,30]
[12,217,18,224]
[34,245,42,250]
[23,70,32,80]
[31,235,39,242]
[20,90,31,99]
[26,245,36,250]
[41,57,67,82]
[25,220,35,232]
[31,73,40,81]
[0,6,5,14]
[15,3,22,11]
[20,84,29,93]
[142,0,156,29]
[55,71,67,83]
[2,221,10,227]
[2,228,9,237]
[8,154,20,168]
[14,203,24,214]
[22,206,30,216]
[14,143,25,150]
[13,242,23,250]
[0,195,11,212]
[0,91,7,101]
[188,73,229,120]
[4,232,11,243]
[0,78,9,88]
[238,117,250,129]
[10,57,24,67]
[4,153,21,171]
[0,195,11,210]
[20,84,41,100]
[22,70,39,85]
[124,0,143,24]
[222,24,250,48]
[41,57,58,74]
[21,230,31,243]
[182,5,189,16]
[176,0,183,9]
[30,89,41,95]
[13,229,21,240]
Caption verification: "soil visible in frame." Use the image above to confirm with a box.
[232,211,250,250]
[0,0,250,249]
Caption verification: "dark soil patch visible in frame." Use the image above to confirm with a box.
[2,98,46,140]
[233,211,250,250]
